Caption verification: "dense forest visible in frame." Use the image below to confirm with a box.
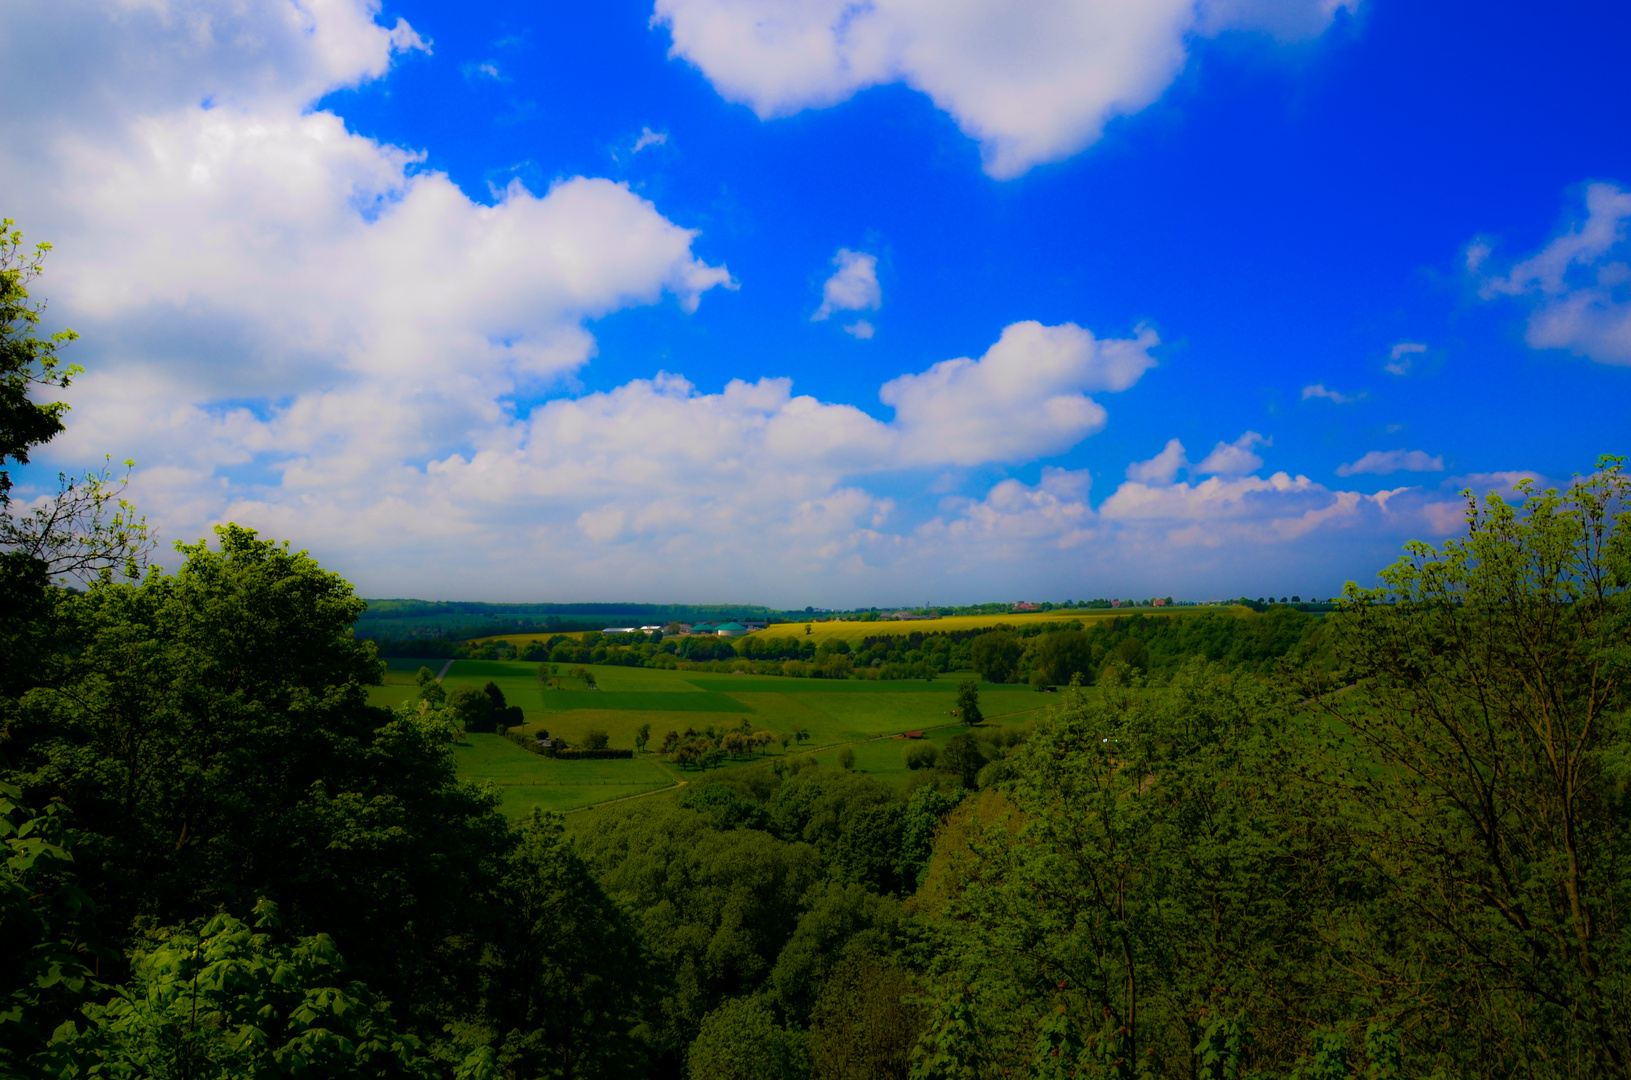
[4,228,1630,1077]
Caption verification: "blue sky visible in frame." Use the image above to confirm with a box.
[2,0,1627,606]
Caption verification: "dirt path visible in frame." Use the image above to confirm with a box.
[436,659,455,681]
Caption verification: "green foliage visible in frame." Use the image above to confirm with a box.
[686,996,809,1080]
[1308,458,1631,1072]
[895,785,964,892]
[955,681,981,726]
[0,782,98,1069]
[4,524,511,1023]
[0,219,78,508]
[837,747,855,770]
[476,811,654,1080]
[901,742,939,770]
[808,955,921,1080]
[937,734,985,789]
[969,633,1022,683]
[583,728,611,750]
[446,684,495,732]
[39,900,437,1080]
[1030,630,1094,687]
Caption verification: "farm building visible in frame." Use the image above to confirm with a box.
[715,622,749,638]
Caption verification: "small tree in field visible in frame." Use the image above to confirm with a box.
[634,723,651,753]
[957,680,983,727]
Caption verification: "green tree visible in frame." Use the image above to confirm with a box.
[3,524,511,1019]
[1309,460,1631,1073]
[0,220,77,512]
[1113,635,1148,672]
[37,900,440,1080]
[955,680,982,727]
[478,811,654,1080]
[0,224,148,588]
[0,782,98,1071]
[447,684,495,731]
[1031,630,1093,688]
[635,723,651,754]
[837,747,855,770]
[687,996,809,1080]
[969,633,1021,683]
[572,801,824,1058]
[809,955,922,1080]
[415,665,446,707]
[583,728,611,751]
[914,665,1322,1075]
[936,733,986,789]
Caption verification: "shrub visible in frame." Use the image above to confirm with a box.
[903,742,939,770]
[583,728,610,750]
[837,747,855,770]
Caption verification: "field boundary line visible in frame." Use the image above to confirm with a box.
[564,755,687,814]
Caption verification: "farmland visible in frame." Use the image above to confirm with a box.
[467,603,1246,650]
[377,658,1066,815]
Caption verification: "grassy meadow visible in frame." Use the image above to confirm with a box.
[377,658,1072,815]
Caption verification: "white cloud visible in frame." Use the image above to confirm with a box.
[1336,449,1444,477]
[1385,341,1425,375]
[813,248,882,321]
[652,0,1356,178]
[0,0,1495,604]
[879,321,1157,466]
[463,60,507,82]
[1195,431,1267,475]
[633,126,669,152]
[1126,438,1187,484]
[1302,383,1362,404]
[1474,182,1631,365]
[844,319,875,339]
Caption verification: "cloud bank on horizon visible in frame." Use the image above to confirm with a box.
[1,0,1624,606]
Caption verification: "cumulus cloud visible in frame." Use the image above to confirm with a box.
[1336,449,1444,477]
[879,321,1157,466]
[813,248,882,321]
[1194,431,1267,475]
[1473,182,1631,365]
[1096,460,1461,553]
[0,0,1488,604]
[1302,383,1362,404]
[844,320,875,339]
[1126,438,1187,484]
[652,0,1357,178]
[1385,341,1425,375]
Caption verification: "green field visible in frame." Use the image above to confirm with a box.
[377,659,1068,814]
[538,690,752,713]
[452,733,678,819]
